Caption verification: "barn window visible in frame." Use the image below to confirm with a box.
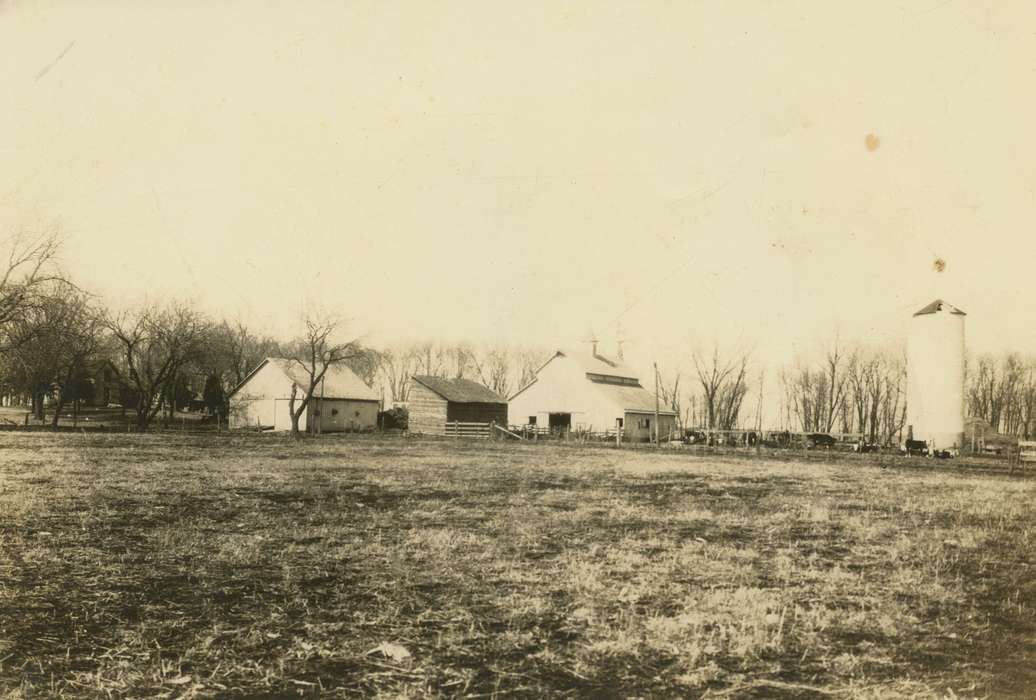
[617,418,623,428]
[355,410,360,417]
[313,410,321,417]
[331,408,339,416]
[528,416,537,425]
[645,419,650,429]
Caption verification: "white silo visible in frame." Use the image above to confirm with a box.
[906,299,966,451]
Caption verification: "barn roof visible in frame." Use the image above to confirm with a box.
[558,350,639,380]
[411,376,507,404]
[591,382,677,415]
[508,349,648,402]
[914,299,966,316]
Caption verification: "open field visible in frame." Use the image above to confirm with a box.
[1,435,1034,698]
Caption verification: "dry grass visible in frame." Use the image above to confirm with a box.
[0,433,1034,698]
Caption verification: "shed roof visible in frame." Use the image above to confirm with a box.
[411,376,507,404]
[591,382,677,415]
[274,359,379,401]
[914,299,966,316]
[229,357,379,401]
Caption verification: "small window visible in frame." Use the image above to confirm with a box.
[646,419,650,429]
[313,410,321,417]
[331,408,339,416]
[528,416,537,426]
[617,418,623,428]
[355,410,361,417]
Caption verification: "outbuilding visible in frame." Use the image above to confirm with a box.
[228,357,379,433]
[408,376,508,436]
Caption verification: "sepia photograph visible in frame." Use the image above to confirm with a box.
[2,1,1035,697]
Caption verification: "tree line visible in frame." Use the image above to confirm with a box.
[3,233,1034,440]
[0,232,551,433]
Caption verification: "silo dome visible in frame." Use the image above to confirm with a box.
[906,299,966,450]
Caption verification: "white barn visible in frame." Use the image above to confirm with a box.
[228,357,379,433]
[508,348,678,441]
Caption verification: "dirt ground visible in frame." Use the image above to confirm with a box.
[0,433,1034,698]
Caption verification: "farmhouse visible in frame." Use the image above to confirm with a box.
[409,376,508,435]
[228,358,379,432]
[508,347,678,441]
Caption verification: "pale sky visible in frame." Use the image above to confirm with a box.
[3,1,1035,381]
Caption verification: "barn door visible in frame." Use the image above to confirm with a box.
[548,412,571,435]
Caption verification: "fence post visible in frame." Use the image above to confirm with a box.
[615,418,621,447]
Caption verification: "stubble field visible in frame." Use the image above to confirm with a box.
[0,433,1034,698]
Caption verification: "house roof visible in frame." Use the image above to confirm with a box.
[591,382,677,415]
[914,299,966,316]
[229,357,379,401]
[411,376,507,404]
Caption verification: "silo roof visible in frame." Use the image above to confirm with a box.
[913,299,966,316]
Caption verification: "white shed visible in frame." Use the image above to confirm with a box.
[227,357,379,433]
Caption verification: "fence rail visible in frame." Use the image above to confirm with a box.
[1019,441,1036,463]
[443,421,492,438]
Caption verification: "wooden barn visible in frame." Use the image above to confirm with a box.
[408,376,508,436]
[227,357,379,433]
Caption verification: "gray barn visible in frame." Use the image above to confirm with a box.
[408,376,508,435]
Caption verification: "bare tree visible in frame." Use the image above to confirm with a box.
[223,321,281,387]
[787,342,905,444]
[467,345,514,397]
[967,352,1036,438]
[692,344,751,431]
[4,289,72,421]
[47,292,103,429]
[105,302,208,431]
[657,368,683,430]
[751,369,765,432]
[0,231,63,351]
[414,342,448,378]
[819,335,850,433]
[346,347,381,390]
[377,343,420,403]
[1018,361,1036,440]
[283,313,363,438]
[182,320,280,421]
[514,348,546,395]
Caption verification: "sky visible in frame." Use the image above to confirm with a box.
[3,0,1035,384]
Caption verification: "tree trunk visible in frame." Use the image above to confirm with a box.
[289,384,302,439]
[33,389,45,421]
[135,394,154,432]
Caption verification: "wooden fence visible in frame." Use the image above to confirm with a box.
[1019,441,1036,464]
[443,421,492,439]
